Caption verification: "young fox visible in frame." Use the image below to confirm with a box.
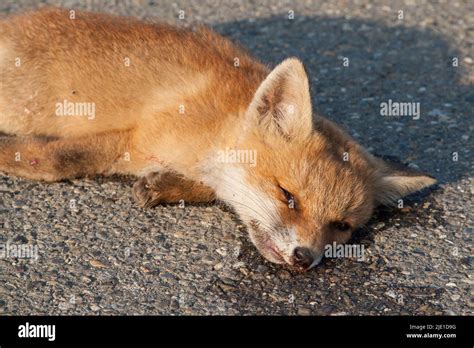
[0,9,436,270]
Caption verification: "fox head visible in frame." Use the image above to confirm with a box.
[211,58,436,270]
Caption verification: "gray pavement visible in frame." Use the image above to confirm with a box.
[0,0,472,315]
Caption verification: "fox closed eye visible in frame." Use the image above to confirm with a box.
[330,221,352,232]
[279,185,296,209]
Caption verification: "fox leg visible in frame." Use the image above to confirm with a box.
[132,171,216,208]
[0,130,139,181]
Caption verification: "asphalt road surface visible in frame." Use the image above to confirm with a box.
[0,0,472,315]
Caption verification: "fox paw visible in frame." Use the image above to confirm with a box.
[132,173,163,208]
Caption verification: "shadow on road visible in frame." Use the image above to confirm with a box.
[213,15,471,181]
[211,15,471,272]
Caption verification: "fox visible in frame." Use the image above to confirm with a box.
[0,8,436,270]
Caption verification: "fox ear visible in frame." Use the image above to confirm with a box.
[372,158,437,205]
[247,58,313,140]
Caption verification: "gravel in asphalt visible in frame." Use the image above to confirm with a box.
[0,0,472,315]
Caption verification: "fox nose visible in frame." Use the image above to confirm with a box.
[292,247,315,269]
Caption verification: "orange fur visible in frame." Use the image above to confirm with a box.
[0,9,436,269]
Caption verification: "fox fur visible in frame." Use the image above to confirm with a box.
[0,9,436,269]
